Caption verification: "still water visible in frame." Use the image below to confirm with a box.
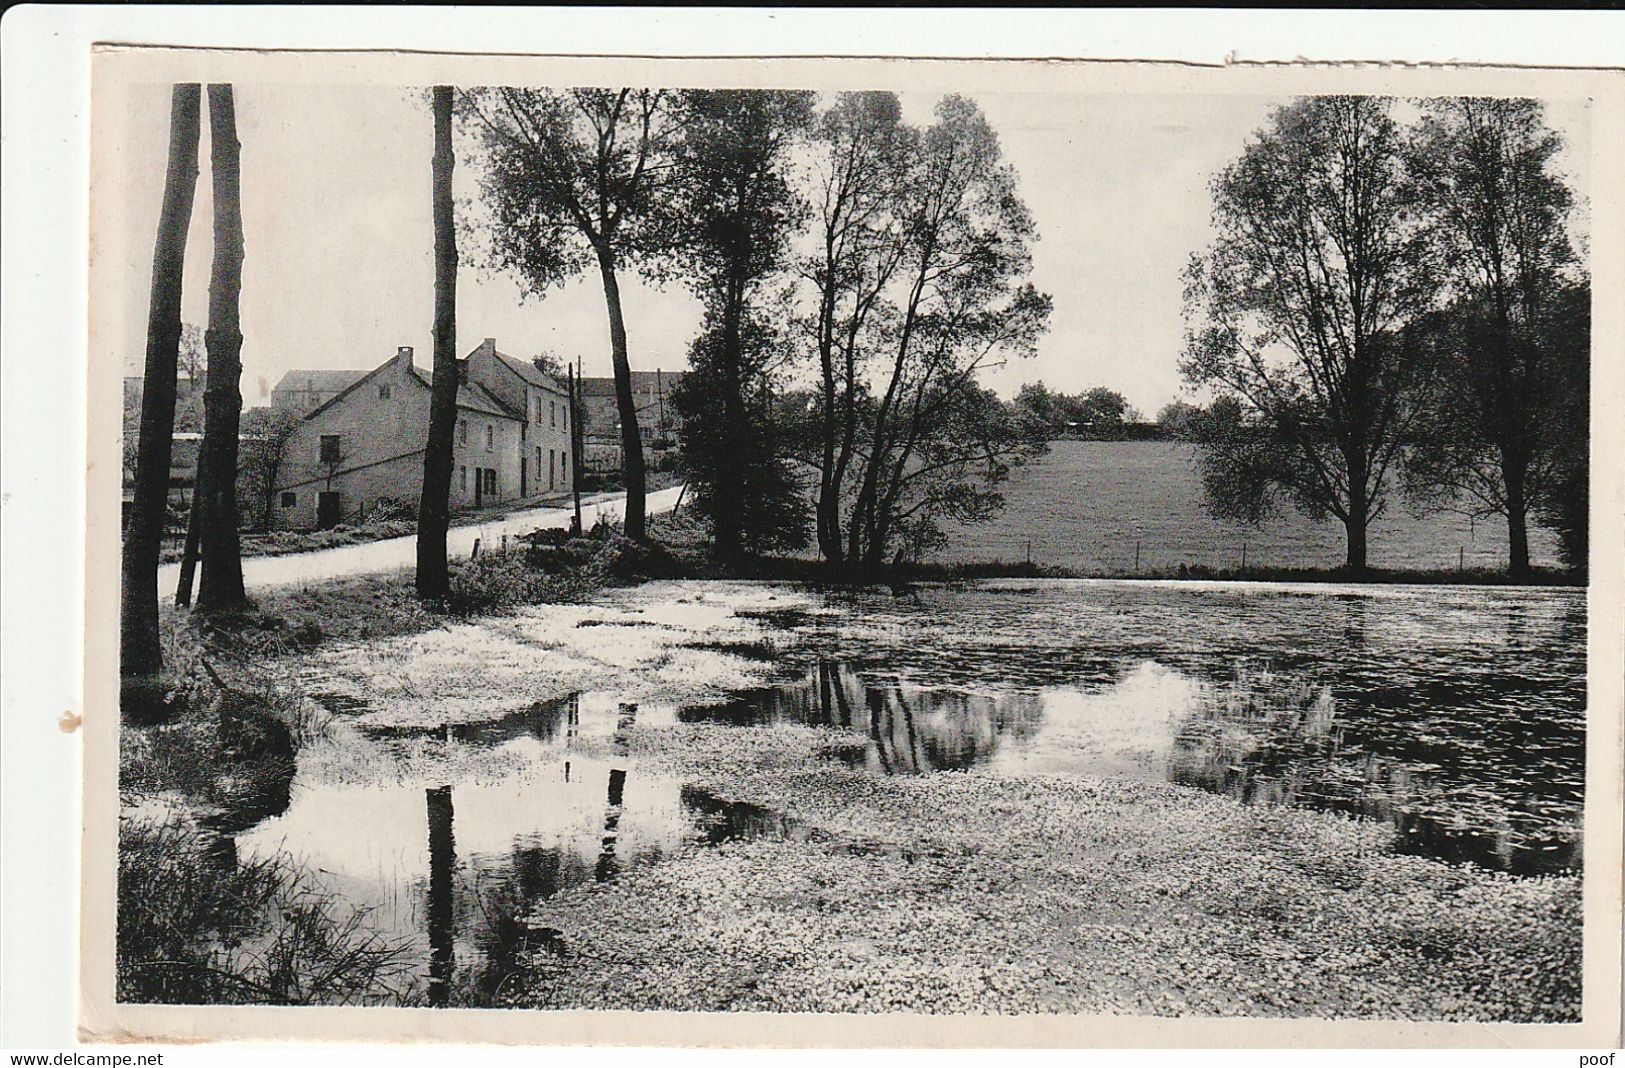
[231,579,1585,1002]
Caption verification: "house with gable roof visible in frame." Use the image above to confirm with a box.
[270,339,570,530]
[464,337,574,498]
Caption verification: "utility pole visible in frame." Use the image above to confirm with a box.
[656,367,667,442]
[569,357,583,535]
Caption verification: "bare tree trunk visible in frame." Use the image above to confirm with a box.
[1505,457,1531,580]
[416,85,458,600]
[595,246,646,540]
[175,499,201,606]
[712,281,749,559]
[197,83,247,609]
[814,281,843,563]
[122,84,201,683]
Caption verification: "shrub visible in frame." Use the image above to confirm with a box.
[444,549,594,616]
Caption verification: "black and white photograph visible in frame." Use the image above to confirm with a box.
[72,43,1622,1047]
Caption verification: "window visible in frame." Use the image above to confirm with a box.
[483,468,497,495]
[485,424,494,451]
[459,466,467,492]
[319,435,341,464]
[550,400,557,429]
[562,406,567,431]
[533,397,542,425]
[459,419,468,445]
[378,383,391,400]
[280,491,296,508]
[535,447,542,476]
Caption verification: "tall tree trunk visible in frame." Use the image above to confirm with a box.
[1344,514,1369,573]
[416,85,458,600]
[1504,456,1531,580]
[594,245,647,540]
[814,282,843,563]
[197,83,247,609]
[712,282,747,559]
[121,84,201,682]
[175,501,202,606]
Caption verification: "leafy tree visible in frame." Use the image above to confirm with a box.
[1531,282,1590,570]
[123,84,201,686]
[800,91,914,563]
[461,87,680,540]
[844,96,1052,566]
[671,312,810,555]
[237,406,303,531]
[1075,386,1130,429]
[1182,96,1439,572]
[1404,98,1584,578]
[1013,382,1062,430]
[1156,400,1204,440]
[660,88,815,558]
[416,85,459,600]
[881,384,1046,563]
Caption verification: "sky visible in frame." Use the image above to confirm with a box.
[104,83,1591,416]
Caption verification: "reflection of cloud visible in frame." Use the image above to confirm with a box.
[990,660,1203,779]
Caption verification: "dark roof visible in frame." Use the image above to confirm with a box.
[409,367,520,420]
[577,371,684,397]
[493,351,566,394]
[272,369,369,394]
[302,355,522,423]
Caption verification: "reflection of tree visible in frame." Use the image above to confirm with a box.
[1341,596,1369,651]
[595,703,638,883]
[424,786,456,1008]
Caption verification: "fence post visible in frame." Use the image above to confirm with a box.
[1459,546,1465,571]
[472,537,481,559]
[501,533,508,552]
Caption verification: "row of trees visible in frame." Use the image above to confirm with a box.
[1182,95,1589,576]
[1015,383,1142,435]
[459,88,1053,568]
[122,84,249,687]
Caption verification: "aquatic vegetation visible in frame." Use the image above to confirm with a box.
[117,813,417,1005]
[122,577,1584,1016]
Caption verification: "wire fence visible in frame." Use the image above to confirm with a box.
[933,533,1534,575]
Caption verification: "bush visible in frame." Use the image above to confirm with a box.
[444,549,595,616]
[366,497,418,523]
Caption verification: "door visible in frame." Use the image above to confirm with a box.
[317,491,341,529]
[520,456,527,498]
[474,468,482,508]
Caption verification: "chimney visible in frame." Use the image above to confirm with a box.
[397,345,414,383]
[480,337,497,360]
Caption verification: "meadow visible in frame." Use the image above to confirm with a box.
[937,440,1562,573]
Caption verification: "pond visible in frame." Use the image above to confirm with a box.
[229,578,1585,1004]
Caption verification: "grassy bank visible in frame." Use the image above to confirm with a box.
[508,723,1580,1019]
[119,529,667,1003]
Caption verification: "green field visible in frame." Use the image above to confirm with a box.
[936,440,1561,573]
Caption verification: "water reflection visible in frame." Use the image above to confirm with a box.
[424,785,455,1008]
[676,643,1581,875]
[230,580,1584,1003]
